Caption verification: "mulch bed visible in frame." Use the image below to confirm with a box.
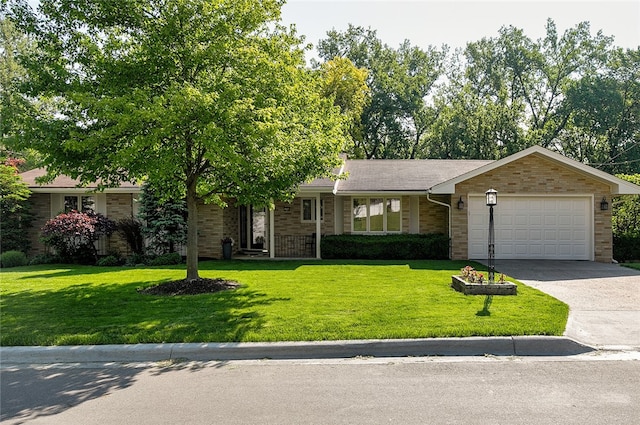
[138,278,240,296]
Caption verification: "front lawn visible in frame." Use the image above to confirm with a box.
[0,260,568,346]
[622,263,640,271]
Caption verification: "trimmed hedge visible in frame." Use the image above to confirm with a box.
[614,234,640,262]
[321,233,449,260]
[0,250,28,268]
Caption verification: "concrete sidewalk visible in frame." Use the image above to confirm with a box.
[0,336,594,365]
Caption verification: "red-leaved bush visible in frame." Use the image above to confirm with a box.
[41,210,116,263]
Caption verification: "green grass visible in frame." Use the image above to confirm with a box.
[622,263,640,271]
[0,260,568,346]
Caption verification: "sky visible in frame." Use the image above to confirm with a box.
[280,0,640,59]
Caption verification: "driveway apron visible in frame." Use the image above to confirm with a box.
[487,260,640,349]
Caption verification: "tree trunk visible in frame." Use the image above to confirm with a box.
[186,178,199,281]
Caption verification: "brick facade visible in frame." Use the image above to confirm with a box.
[197,202,226,258]
[105,193,136,255]
[420,195,449,234]
[26,193,51,256]
[450,153,612,262]
[21,148,625,262]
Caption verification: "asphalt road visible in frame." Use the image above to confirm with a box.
[2,354,640,425]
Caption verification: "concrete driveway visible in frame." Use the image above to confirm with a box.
[490,260,640,349]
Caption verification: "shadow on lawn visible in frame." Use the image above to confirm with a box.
[1,279,284,346]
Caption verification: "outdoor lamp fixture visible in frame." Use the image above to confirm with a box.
[486,188,498,284]
[457,196,465,210]
[600,197,609,211]
[486,188,498,207]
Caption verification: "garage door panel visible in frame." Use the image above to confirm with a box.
[558,215,572,226]
[527,229,542,241]
[500,215,513,226]
[468,196,591,260]
[528,244,543,255]
[558,230,572,241]
[529,214,542,226]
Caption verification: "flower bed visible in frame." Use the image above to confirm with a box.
[451,266,517,295]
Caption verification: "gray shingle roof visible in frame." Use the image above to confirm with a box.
[333,159,493,193]
[22,159,494,193]
[20,168,139,189]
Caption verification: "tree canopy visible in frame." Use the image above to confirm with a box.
[314,21,639,171]
[8,0,346,280]
[317,25,446,159]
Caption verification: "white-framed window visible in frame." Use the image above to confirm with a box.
[64,195,95,213]
[301,198,323,222]
[352,197,401,233]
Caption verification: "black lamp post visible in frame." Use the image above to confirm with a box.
[486,188,498,284]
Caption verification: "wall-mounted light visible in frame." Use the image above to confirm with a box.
[283,206,291,212]
[457,196,465,210]
[600,197,609,211]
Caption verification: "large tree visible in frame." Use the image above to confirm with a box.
[562,47,640,173]
[318,57,370,156]
[0,15,41,170]
[0,162,33,253]
[317,25,445,159]
[9,0,345,281]
[425,19,616,161]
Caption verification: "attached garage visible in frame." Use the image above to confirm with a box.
[467,195,592,260]
[429,146,640,263]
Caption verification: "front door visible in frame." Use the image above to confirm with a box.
[239,206,267,251]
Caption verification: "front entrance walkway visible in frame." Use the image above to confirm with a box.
[485,260,640,349]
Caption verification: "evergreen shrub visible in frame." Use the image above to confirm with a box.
[0,250,28,268]
[321,233,449,260]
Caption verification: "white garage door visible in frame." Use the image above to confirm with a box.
[468,196,592,260]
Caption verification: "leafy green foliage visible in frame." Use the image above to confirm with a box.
[0,250,27,268]
[147,252,183,266]
[0,163,33,253]
[96,255,123,267]
[321,233,449,260]
[1,17,31,152]
[317,25,446,159]
[613,174,640,261]
[10,0,346,280]
[613,174,640,236]
[315,20,638,168]
[318,57,370,153]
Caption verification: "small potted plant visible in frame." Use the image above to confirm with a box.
[221,237,234,260]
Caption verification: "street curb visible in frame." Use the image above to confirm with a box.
[0,336,595,364]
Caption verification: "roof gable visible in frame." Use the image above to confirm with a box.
[429,146,640,195]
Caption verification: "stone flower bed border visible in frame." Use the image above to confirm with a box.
[451,266,517,295]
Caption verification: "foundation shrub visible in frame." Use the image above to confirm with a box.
[0,250,28,268]
[321,233,449,260]
[613,234,640,262]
